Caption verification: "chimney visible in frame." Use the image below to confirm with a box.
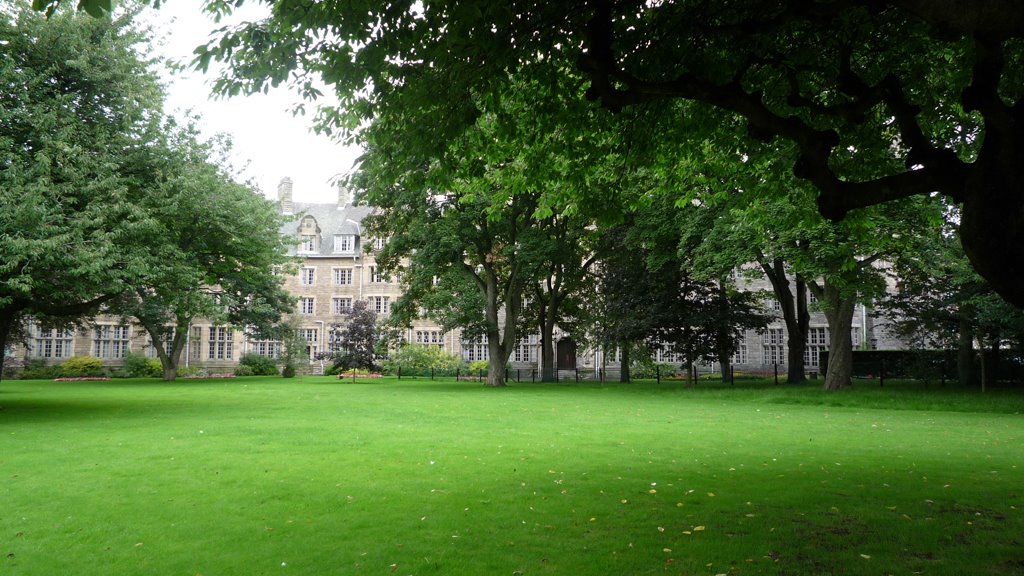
[337,181,352,208]
[277,177,293,214]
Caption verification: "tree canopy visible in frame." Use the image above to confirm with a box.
[113,118,294,380]
[4,3,294,380]
[176,0,1024,308]
[1,3,161,375]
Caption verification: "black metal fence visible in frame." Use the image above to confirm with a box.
[819,349,1024,386]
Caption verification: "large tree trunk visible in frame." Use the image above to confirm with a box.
[141,316,191,382]
[538,298,556,382]
[759,257,809,383]
[486,347,508,387]
[480,267,522,387]
[817,284,857,390]
[958,108,1024,309]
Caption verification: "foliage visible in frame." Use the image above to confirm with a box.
[111,115,295,382]
[237,353,280,376]
[324,300,379,371]
[122,351,161,378]
[0,3,163,379]
[467,360,490,375]
[629,360,678,380]
[278,319,308,379]
[232,364,254,377]
[187,0,1024,307]
[60,356,104,377]
[381,345,463,376]
[592,206,770,376]
[18,358,63,380]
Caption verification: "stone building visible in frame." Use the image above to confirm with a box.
[272,177,459,365]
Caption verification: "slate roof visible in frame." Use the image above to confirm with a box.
[280,202,375,257]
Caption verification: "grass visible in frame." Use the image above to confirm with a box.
[1,376,1022,575]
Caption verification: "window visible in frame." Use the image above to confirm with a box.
[334,234,356,254]
[299,297,315,315]
[732,341,748,365]
[250,340,281,358]
[805,327,829,367]
[654,342,680,364]
[762,327,785,365]
[300,267,316,286]
[808,291,819,304]
[373,237,386,251]
[771,299,782,312]
[332,297,353,315]
[302,328,318,358]
[369,266,387,283]
[513,335,538,362]
[94,325,130,358]
[370,296,390,314]
[208,327,234,360]
[462,335,489,362]
[333,268,353,285]
[28,324,74,359]
[298,234,317,253]
[415,330,444,347]
[190,326,203,360]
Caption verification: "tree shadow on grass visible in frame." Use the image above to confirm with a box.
[0,380,243,426]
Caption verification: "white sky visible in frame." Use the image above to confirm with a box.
[141,0,360,203]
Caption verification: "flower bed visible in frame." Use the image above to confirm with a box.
[182,374,237,379]
[53,377,111,382]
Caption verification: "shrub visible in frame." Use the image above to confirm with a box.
[233,364,255,377]
[282,364,296,378]
[630,360,678,380]
[468,360,489,375]
[238,353,280,376]
[19,358,63,380]
[381,345,464,376]
[123,352,162,378]
[176,365,200,378]
[61,356,105,377]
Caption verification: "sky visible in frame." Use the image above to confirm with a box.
[142,0,360,204]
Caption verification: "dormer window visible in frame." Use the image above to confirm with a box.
[298,234,317,253]
[297,215,321,253]
[334,234,356,254]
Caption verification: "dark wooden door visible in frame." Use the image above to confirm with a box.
[556,338,577,371]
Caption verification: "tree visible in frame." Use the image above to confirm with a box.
[324,299,378,372]
[592,204,769,383]
[112,118,294,381]
[518,213,600,382]
[0,4,163,379]
[357,65,620,387]
[175,0,1024,308]
[880,217,1024,388]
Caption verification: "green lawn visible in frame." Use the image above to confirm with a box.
[1,376,1022,575]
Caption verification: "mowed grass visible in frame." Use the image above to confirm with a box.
[1,377,1022,575]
